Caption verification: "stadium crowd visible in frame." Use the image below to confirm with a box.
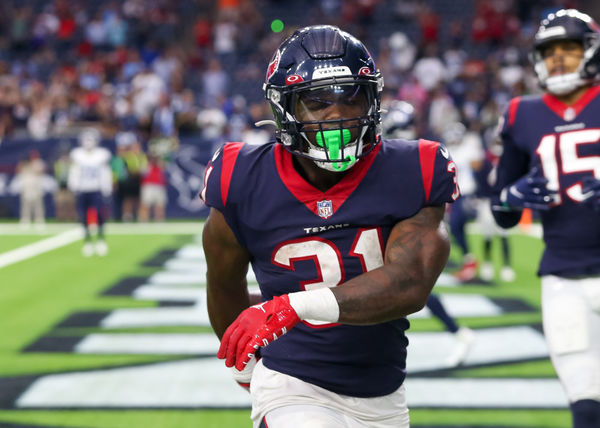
[0,0,584,146]
[0,0,590,233]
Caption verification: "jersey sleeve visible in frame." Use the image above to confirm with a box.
[490,99,530,228]
[67,149,82,192]
[418,139,459,206]
[200,142,245,211]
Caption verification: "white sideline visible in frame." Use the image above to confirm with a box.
[0,228,83,269]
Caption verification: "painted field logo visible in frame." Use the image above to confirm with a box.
[317,200,333,219]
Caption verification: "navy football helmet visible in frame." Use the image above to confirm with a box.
[532,9,600,95]
[264,25,383,172]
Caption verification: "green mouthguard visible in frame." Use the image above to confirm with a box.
[315,129,357,171]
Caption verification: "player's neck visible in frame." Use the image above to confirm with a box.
[551,84,591,105]
[292,156,347,192]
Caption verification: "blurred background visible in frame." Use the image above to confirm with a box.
[0,0,597,221]
[0,1,598,427]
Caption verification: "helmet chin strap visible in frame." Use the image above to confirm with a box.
[312,129,357,172]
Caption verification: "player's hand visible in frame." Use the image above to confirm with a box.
[217,295,300,371]
[582,176,600,212]
[500,167,557,211]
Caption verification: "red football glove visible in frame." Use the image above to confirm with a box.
[217,295,300,371]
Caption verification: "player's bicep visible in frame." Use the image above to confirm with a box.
[203,208,252,337]
[202,208,250,288]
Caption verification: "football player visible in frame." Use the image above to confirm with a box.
[491,9,600,427]
[382,100,475,366]
[202,25,459,427]
[441,121,483,282]
[68,128,113,256]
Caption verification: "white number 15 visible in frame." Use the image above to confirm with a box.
[536,129,600,204]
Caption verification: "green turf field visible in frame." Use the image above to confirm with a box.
[0,222,572,428]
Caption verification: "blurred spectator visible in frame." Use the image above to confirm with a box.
[213,10,238,69]
[53,149,77,221]
[152,46,182,86]
[413,43,447,92]
[27,97,52,140]
[172,88,199,135]
[131,66,166,127]
[428,85,460,138]
[389,32,417,73]
[194,14,213,48]
[111,131,134,221]
[138,152,167,222]
[201,58,227,108]
[197,105,227,150]
[418,5,441,44]
[121,136,147,221]
[17,150,46,228]
[152,92,177,138]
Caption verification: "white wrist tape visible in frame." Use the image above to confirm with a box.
[288,287,340,323]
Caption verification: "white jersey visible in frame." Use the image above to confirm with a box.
[447,131,483,196]
[68,146,112,195]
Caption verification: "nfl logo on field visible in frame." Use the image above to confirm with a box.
[317,200,333,219]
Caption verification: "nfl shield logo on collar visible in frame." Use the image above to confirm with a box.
[317,200,333,219]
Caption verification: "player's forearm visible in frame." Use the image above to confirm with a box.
[333,225,449,324]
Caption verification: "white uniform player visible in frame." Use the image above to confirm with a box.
[68,128,113,256]
[443,122,483,281]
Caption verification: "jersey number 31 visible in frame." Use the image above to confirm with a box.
[272,228,384,327]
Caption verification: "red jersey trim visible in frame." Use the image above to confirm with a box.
[274,143,381,218]
[221,142,244,206]
[508,97,521,126]
[418,139,439,203]
[542,85,600,120]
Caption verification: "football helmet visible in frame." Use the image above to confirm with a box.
[264,25,383,172]
[441,122,466,147]
[381,100,416,140]
[79,128,101,150]
[532,9,600,95]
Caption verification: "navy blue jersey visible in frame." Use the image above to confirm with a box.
[202,138,458,397]
[492,85,600,277]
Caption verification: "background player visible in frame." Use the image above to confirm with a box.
[474,138,516,282]
[382,100,474,366]
[68,128,113,256]
[202,25,459,427]
[441,121,483,282]
[491,9,600,428]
